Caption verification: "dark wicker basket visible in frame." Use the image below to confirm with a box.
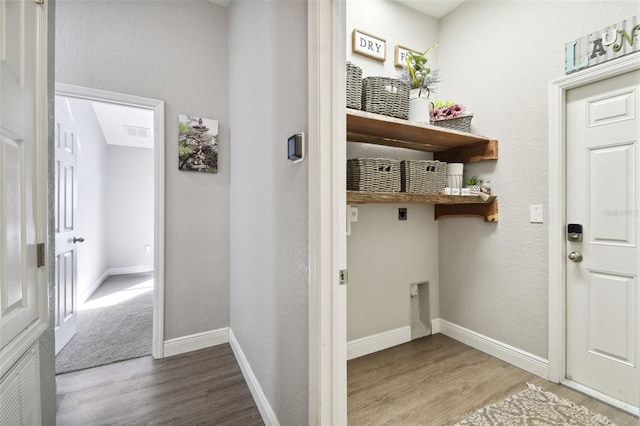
[347,158,401,193]
[432,114,473,133]
[346,62,362,110]
[362,77,409,119]
[401,160,446,194]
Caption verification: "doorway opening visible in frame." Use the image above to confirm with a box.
[53,84,165,374]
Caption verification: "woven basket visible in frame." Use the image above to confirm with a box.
[346,62,363,110]
[401,160,446,194]
[347,158,401,192]
[432,114,473,133]
[362,77,409,120]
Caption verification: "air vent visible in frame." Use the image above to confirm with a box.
[124,125,150,138]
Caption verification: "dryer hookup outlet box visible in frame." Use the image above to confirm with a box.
[287,132,305,163]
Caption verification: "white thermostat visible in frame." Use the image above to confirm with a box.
[288,132,305,163]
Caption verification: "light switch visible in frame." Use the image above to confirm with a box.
[530,205,543,223]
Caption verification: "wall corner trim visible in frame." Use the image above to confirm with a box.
[433,319,549,379]
[163,328,229,358]
[228,329,280,426]
[347,326,412,360]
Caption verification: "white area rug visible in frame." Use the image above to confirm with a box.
[456,383,616,425]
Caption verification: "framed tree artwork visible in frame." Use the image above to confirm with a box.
[178,115,218,173]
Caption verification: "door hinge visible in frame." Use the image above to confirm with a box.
[339,269,348,285]
[37,243,45,267]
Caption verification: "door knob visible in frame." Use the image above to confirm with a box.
[73,237,85,243]
[568,251,583,262]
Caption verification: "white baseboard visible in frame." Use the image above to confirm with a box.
[108,265,154,276]
[432,318,548,379]
[163,328,229,358]
[80,266,154,304]
[347,326,412,360]
[80,270,109,304]
[229,329,279,426]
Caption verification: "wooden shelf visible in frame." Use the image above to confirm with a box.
[346,191,498,222]
[345,110,499,221]
[347,109,498,163]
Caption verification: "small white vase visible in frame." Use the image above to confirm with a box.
[408,89,432,125]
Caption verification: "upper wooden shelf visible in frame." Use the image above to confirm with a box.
[346,109,498,163]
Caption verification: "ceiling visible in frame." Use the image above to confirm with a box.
[210,0,465,18]
[90,101,154,149]
[395,0,466,18]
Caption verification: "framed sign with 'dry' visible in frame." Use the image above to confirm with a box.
[352,29,386,62]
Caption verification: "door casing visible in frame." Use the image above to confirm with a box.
[548,53,640,415]
[54,83,166,359]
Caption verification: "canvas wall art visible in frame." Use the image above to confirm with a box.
[178,115,218,173]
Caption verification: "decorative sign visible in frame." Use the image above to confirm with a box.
[352,29,386,62]
[394,45,420,68]
[565,16,639,74]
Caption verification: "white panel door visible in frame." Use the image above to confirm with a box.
[0,0,46,359]
[54,97,79,355]
[566,69,640,408]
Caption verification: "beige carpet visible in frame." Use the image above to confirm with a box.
[456,384,616,426]
[55,272,153,374]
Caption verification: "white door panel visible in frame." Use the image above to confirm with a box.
[566,69,639,408]
[0,0,43,354]
[54,97,79,355]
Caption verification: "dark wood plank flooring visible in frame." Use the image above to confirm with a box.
[348,333,638,426]
[56,344,263,426]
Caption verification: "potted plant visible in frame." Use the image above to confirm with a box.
[466,175,482,192]
[399,45,440,124]
[431,100,473,132]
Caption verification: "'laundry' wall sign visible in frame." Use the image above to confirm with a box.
[565,16,639,74]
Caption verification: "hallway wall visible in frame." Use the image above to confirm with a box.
[56,0,231,340]
[228,1,309,424]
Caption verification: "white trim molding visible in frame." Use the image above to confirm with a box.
[229,329,280,426]
[562,379,639,417]
[307,1,347,425]
[163,328,229,358]
[80,271,109,305]
[108,265,154,276]
[547,54,640,385]
[54,83,166,360]
[347,327,411,360]
[434,319,549,379]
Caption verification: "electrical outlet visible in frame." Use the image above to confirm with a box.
[398,208,407,221]
[145,245,151,254]
[350,206,358,222]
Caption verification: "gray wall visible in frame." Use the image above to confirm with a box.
[56,1,230,339]
[437,1,638,358]
[346,0,441,340]
[106,145,154,270]
[228,1,309,424]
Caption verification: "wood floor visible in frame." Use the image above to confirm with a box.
[56,344,263,426]
[348,333,638,426]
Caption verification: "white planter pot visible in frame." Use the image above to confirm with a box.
[408,89,431,124]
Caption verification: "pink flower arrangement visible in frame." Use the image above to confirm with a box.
[431,100,466,121]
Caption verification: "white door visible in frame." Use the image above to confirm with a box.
[566,69,640,409]
[54,97,80,355]
[0,7,48,424]
[0,0,47,357]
